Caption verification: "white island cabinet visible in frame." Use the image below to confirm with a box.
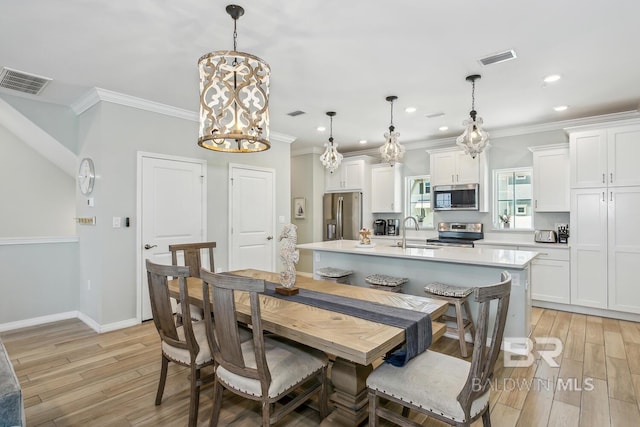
[297,240,537,341]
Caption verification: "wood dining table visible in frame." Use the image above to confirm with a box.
[168,269,448,426]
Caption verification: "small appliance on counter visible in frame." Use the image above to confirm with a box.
[557,225,569,244]
[387,219,400,236]
[534,230,558,243]
[426,222,483,247]
[373,219,387,235]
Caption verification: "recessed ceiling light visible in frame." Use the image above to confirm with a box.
[317,126,326,132]
[439,126,449,131]
[553,105,568,112]
[405,107,417,113]
[425,112,445,119]
[359,140,367,144]
[544,74,562,83]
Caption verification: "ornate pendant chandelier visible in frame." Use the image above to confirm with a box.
[198,4,270,152]
[456,74,489,159]
[379,95,405,166]
[319,111,343,173]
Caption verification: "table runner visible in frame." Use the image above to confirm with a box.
[262,281,431,366]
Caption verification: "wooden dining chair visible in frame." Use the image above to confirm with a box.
[145,259,214,427]
[169,241,216,324]
[200,268,330,426]
[367,272,512,427]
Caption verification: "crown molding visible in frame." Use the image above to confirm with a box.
[71,87,198,121]
[271,131,297,145]
[291,146,324,157]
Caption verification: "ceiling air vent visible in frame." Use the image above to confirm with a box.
[287,110,306,117]
[0,67,52,95]
[425,112,445,119]
[478,49,517,66]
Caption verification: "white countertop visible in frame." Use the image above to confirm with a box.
[297,240,538,269]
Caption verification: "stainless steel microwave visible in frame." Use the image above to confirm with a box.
[433,184,480,211]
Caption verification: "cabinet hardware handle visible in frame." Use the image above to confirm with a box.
[602,192,605,202]
[144,244,157,250]
[456,174,459,182]
[610,191,613,202]
[602,173,605,184]
[451,174,455,183]
[266,236,273,240]
[535,200,538,208]
[610,172,613,183]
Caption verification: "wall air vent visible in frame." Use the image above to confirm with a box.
[287,110,306,117]
[478,49,517,66]
[0,67,52,95]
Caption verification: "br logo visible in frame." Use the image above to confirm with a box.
[503,337,563,367]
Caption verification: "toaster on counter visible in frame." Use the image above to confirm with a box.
[534,230,558,243]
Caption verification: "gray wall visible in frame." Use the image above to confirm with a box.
[291,152,325,273]
[0,124,76,237]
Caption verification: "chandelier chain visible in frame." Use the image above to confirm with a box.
[233,17,238,51]
[471,79,476,110]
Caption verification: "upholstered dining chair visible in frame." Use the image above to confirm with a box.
[145,259,214,427]
[199,268,330,426]
[169,241,217,323]
[367,271,512,427]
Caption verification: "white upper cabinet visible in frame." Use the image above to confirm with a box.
[570,123,640,188]
[429,148,483,186]
[371,164,403,213]
[529,144,570,212]
[325,158,366,192]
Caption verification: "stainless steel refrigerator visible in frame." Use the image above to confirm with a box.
[323,192,362,241]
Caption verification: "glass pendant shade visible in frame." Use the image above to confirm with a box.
[379,95,405,166]
[198,5,270,153]
[456,74,489,159]
[320,111,343,173]
[456,110,489,159]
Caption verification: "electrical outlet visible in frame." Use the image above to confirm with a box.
[112,217,122,228]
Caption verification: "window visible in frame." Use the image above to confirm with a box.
[493,168,533,230]
[405,175,434,229]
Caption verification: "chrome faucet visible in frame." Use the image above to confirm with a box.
[402,216,420,249]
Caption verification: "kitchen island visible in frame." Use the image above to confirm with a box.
[297,239,539,340]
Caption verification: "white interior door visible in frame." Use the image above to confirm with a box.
[229,164,275,272]
[139,153,206,321]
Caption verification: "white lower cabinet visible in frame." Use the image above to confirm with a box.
[477,243,570,305]
[570,186,640,314]
[522,247,571,304]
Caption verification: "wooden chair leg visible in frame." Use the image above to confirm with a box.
[401,406,410,417]
[482,407,492,426]
[210,380,224,427]
[261,400,271,426]
[318,367,329,419]
[368,390,379,427]
[188,366,201,427]
[455,300,468,357]
[155,355,169,405]
[463,297,476,336]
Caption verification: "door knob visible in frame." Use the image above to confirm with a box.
[266,236,273,240]
[144,244,157,250]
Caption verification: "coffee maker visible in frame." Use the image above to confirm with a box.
[373,219,387,235]
[387,219,400,236]
[557,224,569,244]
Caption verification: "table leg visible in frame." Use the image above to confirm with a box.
[320,357,373,426]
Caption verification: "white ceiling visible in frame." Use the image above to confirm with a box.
[2,0,640,153]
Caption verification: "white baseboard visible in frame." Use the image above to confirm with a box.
[533,300,640,322]
[0,312,140,334]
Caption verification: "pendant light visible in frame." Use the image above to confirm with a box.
[456,74,489,159]
[379,95,405,166]
[198,4,271,152]
[319,111,343,173]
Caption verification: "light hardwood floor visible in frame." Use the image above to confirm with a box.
[2,307,640,426]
